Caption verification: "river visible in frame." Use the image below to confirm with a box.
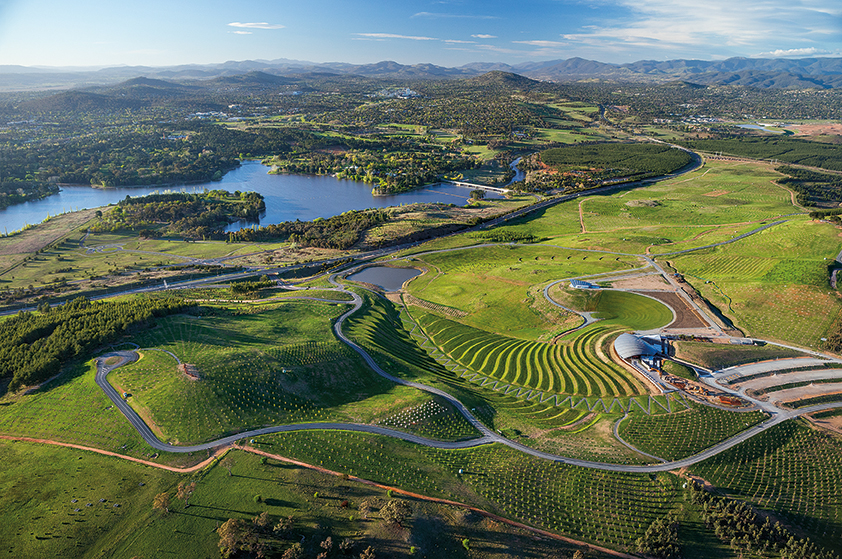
[0,161,505,235]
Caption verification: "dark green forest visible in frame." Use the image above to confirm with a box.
[0,296,191,391]
[678,137,842,172]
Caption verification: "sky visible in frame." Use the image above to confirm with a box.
[0,0,840,68]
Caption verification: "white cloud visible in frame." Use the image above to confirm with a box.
[757,47,833,57]
[232,31,253,35]
[513,40,567,48]
[559,0,842,57]
[356,33,437,41]
[227,22,285,30]
[444,39,475,44]
[471,34,497,39]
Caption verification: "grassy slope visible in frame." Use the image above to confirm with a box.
[408,245,641,340]
[670,218,842,347]
[111,301,463,445]
[0,439,605,559]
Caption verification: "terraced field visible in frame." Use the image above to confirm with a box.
[416,313,648,396]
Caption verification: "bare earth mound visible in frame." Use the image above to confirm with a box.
[178,364,200,380]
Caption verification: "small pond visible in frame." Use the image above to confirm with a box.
[346,266,422,291]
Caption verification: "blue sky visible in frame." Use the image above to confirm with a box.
[0,0,840,68]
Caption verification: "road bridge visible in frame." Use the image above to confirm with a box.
[443,180,510,194]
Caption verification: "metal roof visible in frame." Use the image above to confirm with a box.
[614,333,660,359]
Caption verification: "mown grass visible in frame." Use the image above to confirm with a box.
[407,245,641,339]
[669,218,842,347]
[618,403,768,461]
[0,360,163,461]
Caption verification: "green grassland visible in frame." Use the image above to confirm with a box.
[256,430,683,551]
[669,218,842,347]
[0,439,600,559]
[581,162,794,227]
[618,403,769,461]
[488,160,797,247]
[691,420,842,551]
[407,245,642,339]
[0,439,176,559]
[0,359,163,461]
[111,301,470,445]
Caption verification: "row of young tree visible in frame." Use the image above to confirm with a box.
[0,296,191,391]
[635,483,839,559]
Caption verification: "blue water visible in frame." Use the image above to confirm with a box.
[347,266,422,291]
[0,161,503,234]
[737,124,783,134]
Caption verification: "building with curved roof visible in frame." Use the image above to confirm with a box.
[614,333,661,360]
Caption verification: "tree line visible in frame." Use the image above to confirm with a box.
[91,190,265,239]
[227,209,390,249]
[0,296,191,391]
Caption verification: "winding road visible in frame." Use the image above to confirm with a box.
[23,145,839,475]
[94,270,842,474]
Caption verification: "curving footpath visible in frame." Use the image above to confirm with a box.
[94,273,842,474]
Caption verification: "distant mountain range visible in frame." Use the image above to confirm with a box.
[3,56,842,91]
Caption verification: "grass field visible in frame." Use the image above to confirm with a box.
[485,160,798,248]
[0,439,176,559]
[618,403,769,461]
[407,245,642,339]
[669,218,842,347]
[691,420,842,551]
[0,360,167,462]
[256,430,684,551]
[1,439,600,559]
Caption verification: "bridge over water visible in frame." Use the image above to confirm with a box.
[443,180,510,194]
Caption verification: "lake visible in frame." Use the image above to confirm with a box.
[0,161,503,235]
[346,266,422,291]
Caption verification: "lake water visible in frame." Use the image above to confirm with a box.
[737,124,783,134]
[0,161,503,235]
[346,266,422,291]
